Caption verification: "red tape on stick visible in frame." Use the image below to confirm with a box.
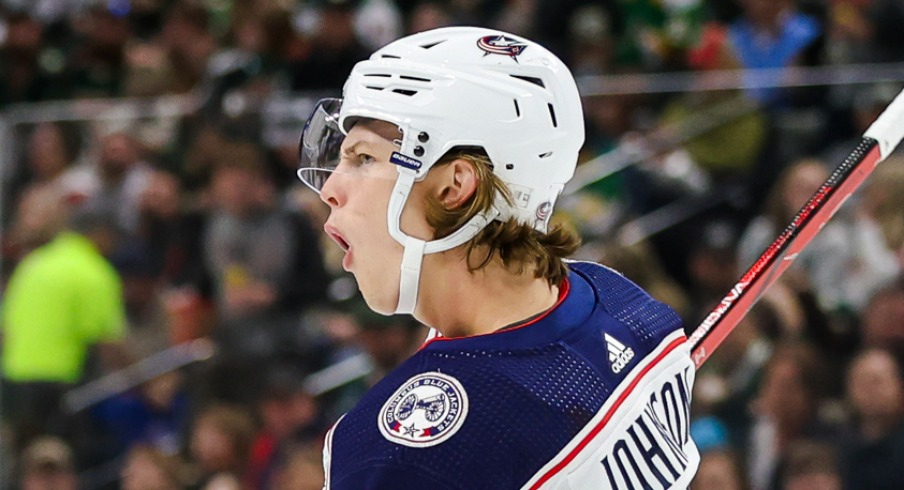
[690,85,904,368]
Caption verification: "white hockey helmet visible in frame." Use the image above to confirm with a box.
[298,26,584,314]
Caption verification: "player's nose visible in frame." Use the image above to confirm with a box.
[319,172,344,208]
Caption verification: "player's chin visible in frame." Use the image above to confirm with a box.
[358,282,400,316]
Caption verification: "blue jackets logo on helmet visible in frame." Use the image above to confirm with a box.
[477,35,528,59]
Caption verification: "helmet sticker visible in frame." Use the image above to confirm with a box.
[476,35,528,60]
[535,201,552,222]
[378,372,469,448]
[509,184,532,208]
[390,151,423,171]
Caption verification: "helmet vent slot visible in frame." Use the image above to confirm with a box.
[510,75,545,88]
[419,41,446,49]
[364,73,391,78]
[400,75,431,82]
[513,100,521,117]
[381,54,402,59]
[539,152,553,159]
[366,86,384,91]
[392,88,418,96]
[547,103,558,128]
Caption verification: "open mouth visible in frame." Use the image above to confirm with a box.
[324,225,350,252]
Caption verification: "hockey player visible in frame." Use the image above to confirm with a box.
[297,26,699,489]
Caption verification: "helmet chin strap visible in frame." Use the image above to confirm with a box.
[387,169,501,315]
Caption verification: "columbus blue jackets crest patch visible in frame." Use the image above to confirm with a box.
[378,372,469,448]
[477,35,528,59]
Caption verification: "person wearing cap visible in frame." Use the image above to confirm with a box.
[18,436,78,490]
[297,26,699,488]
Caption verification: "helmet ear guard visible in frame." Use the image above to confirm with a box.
[298,26,585,315]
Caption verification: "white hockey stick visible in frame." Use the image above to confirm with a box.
[63,339,216,413]
[690,86,904,368]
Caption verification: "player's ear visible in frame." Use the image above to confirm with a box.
[435,158,478,210]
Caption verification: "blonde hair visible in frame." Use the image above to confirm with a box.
[865,156,904,250]
[425,149,580,286]
[125,444,190,487]
[764,158,828,225]
[193,404,257,469]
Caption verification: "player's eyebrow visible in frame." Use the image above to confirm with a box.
[341,140,365,157]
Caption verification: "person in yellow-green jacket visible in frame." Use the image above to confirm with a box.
[2,197,127,449]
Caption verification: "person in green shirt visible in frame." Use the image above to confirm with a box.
[2,201,127,446]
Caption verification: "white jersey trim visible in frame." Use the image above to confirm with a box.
[322,414,344,490]
[521,330,698,490]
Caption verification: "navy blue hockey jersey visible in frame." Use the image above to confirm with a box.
[323,261,699,489]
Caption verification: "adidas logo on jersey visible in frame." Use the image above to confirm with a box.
[605,333,635,374]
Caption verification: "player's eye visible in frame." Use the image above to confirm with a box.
[358,153,376,166]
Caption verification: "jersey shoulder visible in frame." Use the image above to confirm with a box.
[568,260,684,350]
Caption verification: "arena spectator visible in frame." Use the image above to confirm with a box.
[67,4,132,98]
[2,199,127,448]
[120,444,189,490]
[825,0,904,65]
[202,147,329,360]
[747,343,835,490]
[246,362,324,490]
[781,440,842,490]
[0,13,59,104]
[289,1,370,92]
[692,449,748,490]
[859,278,904,355]
[17,437,78,490]
[81,131,154,236]
[406,1,454,34]
[4,122,82,261]
[91,370,189,458]
[727,0,821,106]
[12,122,83,205]
[127,168,206,326]
[839,347,904,490]
[613,0,707,70]
[269,443,325,490]
[696,302,780,447]
[353,0,404,50]
[686,219,743,320]
[4,185,69,265]
[189,403,257,489]
[159,3,217,94]
[861,156,904,263]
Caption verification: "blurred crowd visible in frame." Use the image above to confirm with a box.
[2,0,904,489]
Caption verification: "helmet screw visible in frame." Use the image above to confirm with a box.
[418,132,430,142]
[414,146,425,157]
